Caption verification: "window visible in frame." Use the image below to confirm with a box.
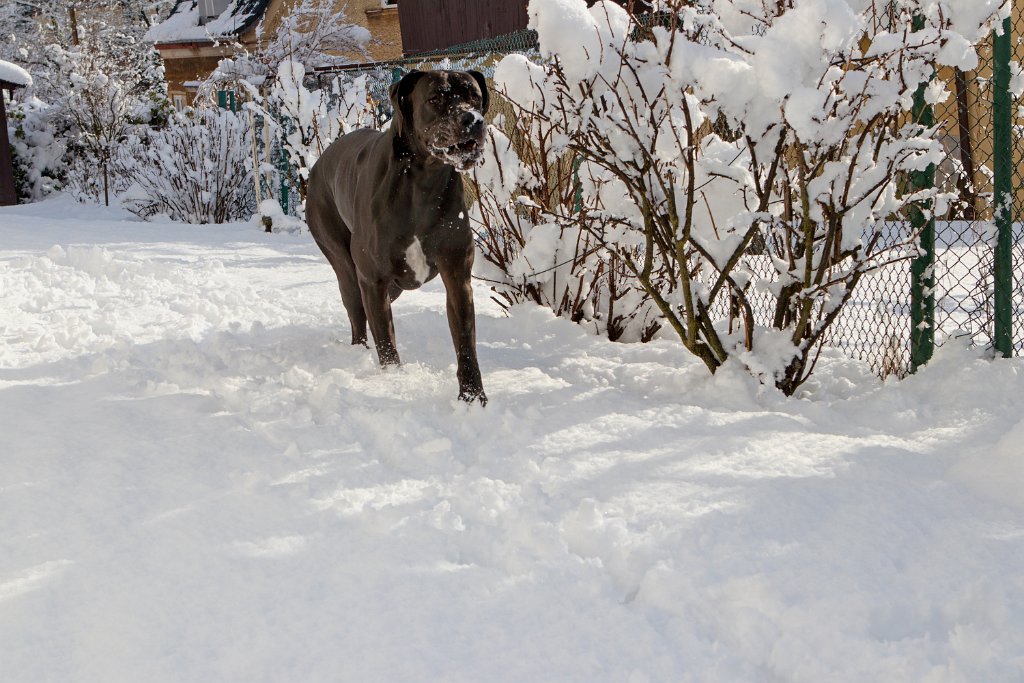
[381,0,397,7]
[173,94,186,111]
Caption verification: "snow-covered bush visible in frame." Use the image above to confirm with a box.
[6,8,171,205]
[194,0,372,217]
[7,96,67,200]
[116,109,255,224]
[471,121,661,342]
[488,0,1006,394]
[260,60,375,201]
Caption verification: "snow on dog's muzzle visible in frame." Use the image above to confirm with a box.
[431,111,486,170]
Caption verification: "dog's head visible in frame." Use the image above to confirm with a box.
[389,70,489,170]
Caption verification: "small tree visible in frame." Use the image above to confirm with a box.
[59,43,136,206]
[1,1,170,204]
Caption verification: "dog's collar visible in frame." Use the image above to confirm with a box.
[392,133,414,161]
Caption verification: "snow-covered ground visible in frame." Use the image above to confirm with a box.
[2,197,1023,682]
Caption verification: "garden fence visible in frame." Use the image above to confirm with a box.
[255,14,1024,378]
[845,8,1024,376]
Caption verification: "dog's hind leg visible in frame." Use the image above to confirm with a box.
[333,258,367,346]
[307,205,367,346]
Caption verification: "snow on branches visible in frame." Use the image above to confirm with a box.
[197,0,373,214]
[200,0,369,102]
[262,60,374,202]
[116,109,255,224]
[477,0,1006,394]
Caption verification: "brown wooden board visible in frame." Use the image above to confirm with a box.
[0,81,22,206]
[399,0,528,55]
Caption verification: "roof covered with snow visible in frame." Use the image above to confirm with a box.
[145,0,271,44]
[0,59,32,88]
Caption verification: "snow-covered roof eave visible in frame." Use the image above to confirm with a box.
[0,59,32,88]
[145,0,271,46]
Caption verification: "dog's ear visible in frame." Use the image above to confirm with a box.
[468,70,489,114]
[389,70,425,141]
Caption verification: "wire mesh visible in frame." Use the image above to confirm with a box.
[930,46,999,353]
[720,8,1024,376]
[927,16,1024,359]
[311,29,540,123]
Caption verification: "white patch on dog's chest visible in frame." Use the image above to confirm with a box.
[405,237,430,284]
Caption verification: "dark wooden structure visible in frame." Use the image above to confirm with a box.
[397,0,654,56]
[398,0,529,55]
[0,78,27,206]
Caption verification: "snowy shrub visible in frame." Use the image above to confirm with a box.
[7,96,67,200]
[0,3,171,208]
[115,109,255,224]
[36,18,170,207]
[57,46,136,205]
[471,120,661,342]
[261,60,375,202]
[489,0,1006,394]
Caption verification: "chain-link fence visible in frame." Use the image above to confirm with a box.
[855,9,1024,375]
[258,15,1022,377]
[310,29,539,122]
[763,7,1024,378]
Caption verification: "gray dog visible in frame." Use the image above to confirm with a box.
[306,70,489,405]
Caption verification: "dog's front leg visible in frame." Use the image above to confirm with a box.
[359,277,401,366]
[439,264,486,405]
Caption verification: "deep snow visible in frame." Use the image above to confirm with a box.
[1,197,1023,682]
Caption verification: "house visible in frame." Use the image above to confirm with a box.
[147,0,402,108]
[0,60,31,206]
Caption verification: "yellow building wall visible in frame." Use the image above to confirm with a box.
[159,0,404,102]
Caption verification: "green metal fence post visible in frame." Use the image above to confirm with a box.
[910,13,936,371]
[216,90,238,112]
[278,138,290,216]
[993,16,1014,358]
[274,103,290,216]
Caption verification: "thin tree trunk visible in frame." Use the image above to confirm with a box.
[69,5,80,46]
[954,67,977,221]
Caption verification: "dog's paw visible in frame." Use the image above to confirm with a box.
[458,388,487,407]
[451,396,487,417]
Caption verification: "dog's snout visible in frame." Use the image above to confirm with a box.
[460,111,483,131]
